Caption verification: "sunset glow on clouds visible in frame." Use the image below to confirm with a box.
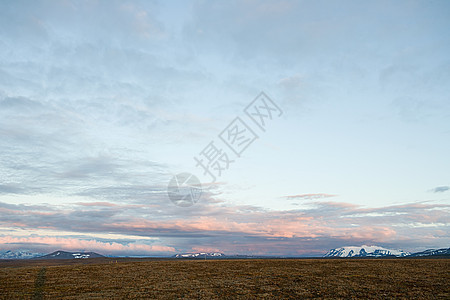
[1,0,449,256]
[1,197,448,256]
[0,236,175,254]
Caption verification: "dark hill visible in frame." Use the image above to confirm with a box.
[34,250,104,259]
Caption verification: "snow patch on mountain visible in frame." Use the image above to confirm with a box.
[174,252,225,258]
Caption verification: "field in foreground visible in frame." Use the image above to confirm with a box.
[0,258,449,299]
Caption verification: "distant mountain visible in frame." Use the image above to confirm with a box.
[409,248,450,257]
[174,252,225,258]
[324,245,411,258]
[35,250,105,259]
[0,250,43,259]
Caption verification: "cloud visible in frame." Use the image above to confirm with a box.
[0,235,175,255]
[0,0,166,44]
[431,186,450,193]
[0,92,176,201]
[184,0,429,64]
[285,193,337,200]
[1,0,449,258]
[278,75,302,90]
[0,184,26,195]
[74,202,118,207]
[1,199,448,256]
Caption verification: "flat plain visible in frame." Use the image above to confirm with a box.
[0,258,448,299]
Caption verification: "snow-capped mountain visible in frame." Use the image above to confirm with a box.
[324,245,411,258]
[0,250,43,259]
[35,250,105,259]
[174,252,225,258]
[409,248,450,257]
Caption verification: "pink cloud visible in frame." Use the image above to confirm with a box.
[106,213,397,241]
[1,199,448,255]
[191,246,222,253]
[0,236,175,254]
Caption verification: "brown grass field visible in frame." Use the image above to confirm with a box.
[0,258,448,299]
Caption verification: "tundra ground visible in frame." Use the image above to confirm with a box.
[0,258,448,299]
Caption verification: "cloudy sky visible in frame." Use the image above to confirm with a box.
[0,0,449,256]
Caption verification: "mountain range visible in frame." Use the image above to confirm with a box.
[0,250,43,259]
[324,245,411,257]
[0,250,105,260]
[323,245,450,258]
[408,248,450,257]
[1,247,449,259]
[34,250,105,259]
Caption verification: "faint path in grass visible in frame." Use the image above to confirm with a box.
[32,267,46,300]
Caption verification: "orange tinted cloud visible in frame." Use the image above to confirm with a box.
[0,236,175,254]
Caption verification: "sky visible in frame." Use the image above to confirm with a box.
[0,0,449,257]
